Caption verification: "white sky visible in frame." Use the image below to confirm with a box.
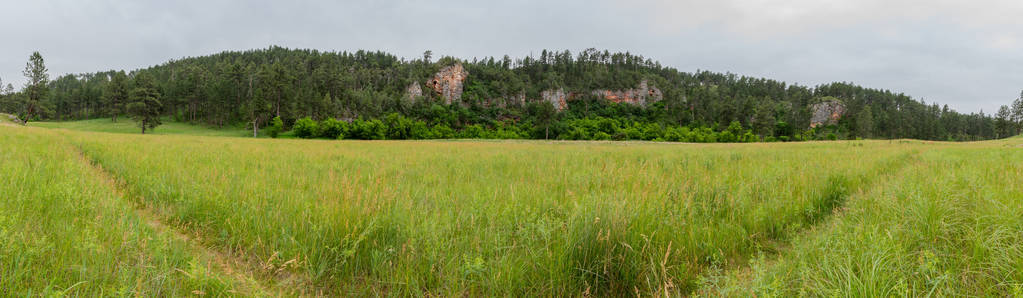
[2,0,1022,113]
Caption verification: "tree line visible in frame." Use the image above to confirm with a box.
[1,47,1019,141]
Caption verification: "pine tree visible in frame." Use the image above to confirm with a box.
[1012,93,1023,135]
[0,77,6,114]
[856,106,874,138]
[21,51,49,124]
[246,64,276,137]
[1,84,12,112]
[126,73,163,134]
[752,102,776,137]
[103,71,130,122]
[996,105,1012,138]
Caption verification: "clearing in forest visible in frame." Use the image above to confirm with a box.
[2,124,1021,296]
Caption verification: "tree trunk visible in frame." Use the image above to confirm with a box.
[141,120,147,134]
[276,93,281,118]
[23,105,33,125]
[253,121,258,138]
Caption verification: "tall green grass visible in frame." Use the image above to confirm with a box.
[702,141,1023,296]
[68,130,919,295]
[9,120,1019,296]
[30,117,251,137]
[0,127,239,296]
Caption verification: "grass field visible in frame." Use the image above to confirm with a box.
[30,118,253,137]
[0,127,243,296]
[3,119,1022,296]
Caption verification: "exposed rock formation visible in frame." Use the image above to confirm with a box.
[405,81,422,101]
[427,64,468,104]
[810,100,846,128]
[538,80,662,111]
[443,78,661,111]
[592,80,663,107]
[3,113,23,125]
[496,93,526,108]
[542,88,569,111]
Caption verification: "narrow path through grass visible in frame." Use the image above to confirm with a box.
[698,140,1023,296]
[0,126,237,295]
[692,149,923,295]
[72,148,271,296]
[68,137,319,296]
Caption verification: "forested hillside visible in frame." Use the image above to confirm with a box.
[2,46,1020,141]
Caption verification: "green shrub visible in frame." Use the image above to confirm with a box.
[461,124,485,138]
[743,131,758,143]
[293,117,320,139]
[642,125,662,140]
[267,116,283,138]
[719,131,736,143]
[409,120,431,139]
[319,118,346,139]
[348,119,387,140]
[664,128,683,142]
[384,113,414,139]
[430,124,455,139]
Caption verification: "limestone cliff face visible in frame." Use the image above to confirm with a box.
[592,80,663,107]
[542,88,568,111]
[538,80,662,111]
[496,93,526,108]
[405,81,422,101]
[417,68,661,111]
[427,64,468,104]
[810,100,846,128]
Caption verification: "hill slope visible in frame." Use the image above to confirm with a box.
[6,47,1009,141]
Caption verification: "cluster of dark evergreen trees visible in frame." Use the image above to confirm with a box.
[1,46,1020,141]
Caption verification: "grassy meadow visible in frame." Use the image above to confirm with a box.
[30,117,253,137]
[703,140,1023,296]
[0,127,246,296]
[2,120,1022,296]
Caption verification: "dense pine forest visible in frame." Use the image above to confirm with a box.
[2,46,1021,141]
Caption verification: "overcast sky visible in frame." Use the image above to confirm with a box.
[2,0,1022,113]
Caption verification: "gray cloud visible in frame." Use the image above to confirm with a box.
[1,0,1020,113]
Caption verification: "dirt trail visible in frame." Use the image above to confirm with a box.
[693,149,925,296]
[70,145,313,296]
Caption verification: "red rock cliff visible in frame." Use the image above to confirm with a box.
[427,64,468,105]
[592,80,663,107]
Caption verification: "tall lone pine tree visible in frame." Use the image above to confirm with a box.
[127,73,163,134]
[21,52,49,124]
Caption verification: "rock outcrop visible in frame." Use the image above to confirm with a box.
[810,100,845,128]
[427,64,468,104]
[405,81,422,101]
[542,88,569,111]
[498,93,526,108]
[2,113,23,125]
[592,80,663,107]
[420,73,661,111]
